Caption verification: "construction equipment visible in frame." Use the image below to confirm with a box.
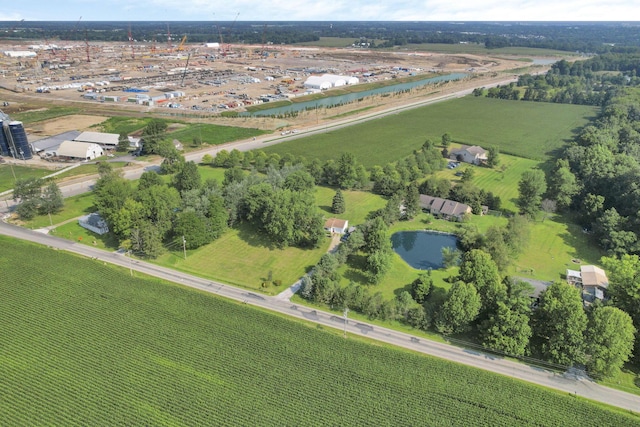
[222,12,239,57]
[166,23,173,53]
[176,35,187,52]
[180,53,191,87]
[128,24,135,59]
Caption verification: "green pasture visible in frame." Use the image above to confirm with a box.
[263,96,597,167]
[0,164,51,192]
[167,123,266,146]
[3,236,637,426]
[11,107,82,124]
[154,222,330,292]
[98,116,266,146]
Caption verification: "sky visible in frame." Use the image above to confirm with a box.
[1,0,640,22]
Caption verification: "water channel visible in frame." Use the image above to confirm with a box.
[391,230,458,270]
[243,73,467,117]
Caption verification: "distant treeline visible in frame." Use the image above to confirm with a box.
[2,21,640,53]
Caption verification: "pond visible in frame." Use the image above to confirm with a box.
[391,230,458,270]
[242,73,467,117]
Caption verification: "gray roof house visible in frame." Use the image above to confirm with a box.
[450,145,488,165]
[420,194,471,221]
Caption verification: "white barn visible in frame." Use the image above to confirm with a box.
[55,141,104,160]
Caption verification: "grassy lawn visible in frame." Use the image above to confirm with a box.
[395,43,576,57]
[154,222,330,293]
[0,164,51,192]
[196,164,228,183]
[52,161,128,181]
[263,96,597,168]
[21,192,96,229]
[435,152,541,213]
[51,221,119,250]
[3,236,638,426]
[513,214,605,282]
[315,186,386,225]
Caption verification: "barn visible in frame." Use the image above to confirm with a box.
[54,141,104,160]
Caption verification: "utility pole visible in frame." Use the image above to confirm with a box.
[128,250,133,276]
[182,235,187,260]
[343,307,349,338]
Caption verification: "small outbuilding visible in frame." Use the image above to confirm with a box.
[78,213,109,235]
[324,218,349,234]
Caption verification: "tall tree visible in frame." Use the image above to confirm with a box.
[547,159,579,211]
[174,161,201,193]
[441,132,451,148]
[532,282,587,366]
[586,306,636,379]
[487,145,500,168]
[458,249,506,316]
[13,177,45,220]
[517,169,547,216]
[404,183,420,220]
[116,132,130,152]
[435,281,481,335]
[336,152,359,189]
[331,189,346,214]
[601,254,640,358]
[480,294,532,357]
[40,182,64,215]
[141,119,168,155]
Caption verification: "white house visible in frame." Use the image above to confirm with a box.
[324,218,349,234]
[450,145,488,165]
[55,141,104,160]
[78,213,109,235]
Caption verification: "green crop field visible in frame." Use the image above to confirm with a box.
[1,236,637,426]
[263,97,597,167]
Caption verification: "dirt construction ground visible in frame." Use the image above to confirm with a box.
[0,40,557,136]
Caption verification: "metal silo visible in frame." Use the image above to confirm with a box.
[0,121,11,156]
[8,121,32,160]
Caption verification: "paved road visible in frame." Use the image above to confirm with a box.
[0,75,517,213]
[1,220,639,413]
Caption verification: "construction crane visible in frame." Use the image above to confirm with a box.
[176,35,187,52]
[222,12,239,57]
[128,24,135,59]
[61,16,82,61]
[166,23,173,53]
[180,53,191,87]
[84,28,91,62]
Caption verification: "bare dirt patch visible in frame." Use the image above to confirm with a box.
[28,115,109,136]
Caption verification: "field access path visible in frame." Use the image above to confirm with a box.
[1,220,639,414]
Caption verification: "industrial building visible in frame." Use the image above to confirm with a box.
[303,74,359,90]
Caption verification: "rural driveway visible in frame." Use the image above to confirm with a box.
[1,219,639,414]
